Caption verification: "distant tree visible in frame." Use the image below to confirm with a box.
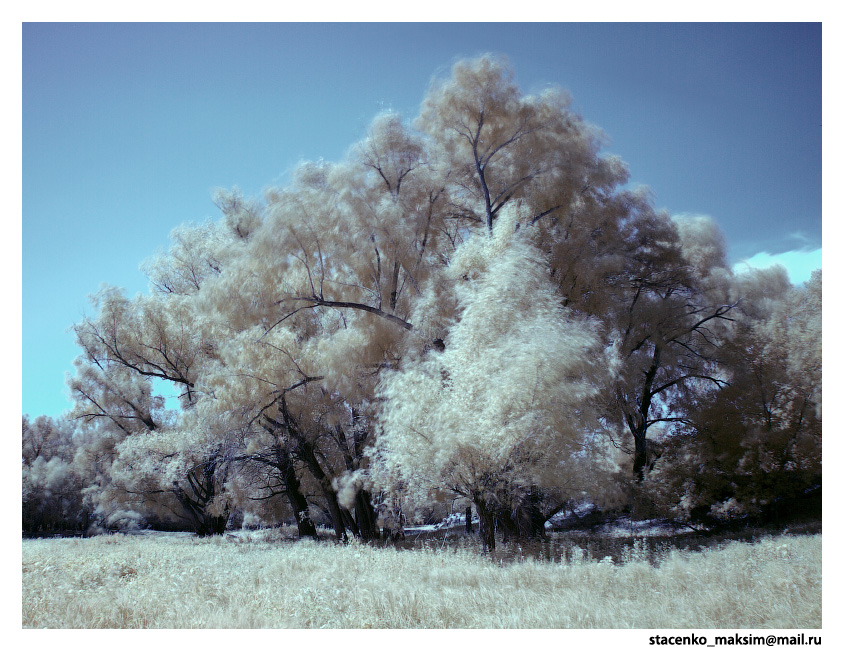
[677,269,822,523]
[22,415,87,534]
[23,414,71,465]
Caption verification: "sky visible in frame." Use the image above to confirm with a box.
[21,22,823,419]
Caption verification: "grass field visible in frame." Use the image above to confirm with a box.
[21,530,821,628]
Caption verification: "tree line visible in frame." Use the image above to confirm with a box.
[23,56,821,548]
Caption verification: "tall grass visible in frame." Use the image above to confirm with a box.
[22,531,821,628]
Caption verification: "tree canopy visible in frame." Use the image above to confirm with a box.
[24,55,821,546]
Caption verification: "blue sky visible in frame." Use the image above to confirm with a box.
[22,22,822,418]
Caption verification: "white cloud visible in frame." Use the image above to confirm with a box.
[733,248,822,285]
[786,231,819,248]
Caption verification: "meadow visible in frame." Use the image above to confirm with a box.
[22,529,821,628]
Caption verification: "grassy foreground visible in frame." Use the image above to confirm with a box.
[22,530,821,628]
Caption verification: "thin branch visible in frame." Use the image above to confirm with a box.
[281,295,413,330]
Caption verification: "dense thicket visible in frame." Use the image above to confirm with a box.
[23,56,821,545]
[22,415,87,534]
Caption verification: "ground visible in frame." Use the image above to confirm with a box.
[22,528,821,629]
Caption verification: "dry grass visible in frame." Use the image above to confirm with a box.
[22,530,821,628]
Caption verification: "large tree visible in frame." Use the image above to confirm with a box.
[53,54,819,543]
[414,56,740,485]
[183,116,448,540]
[609,214,738,481]
[373,211,620,550]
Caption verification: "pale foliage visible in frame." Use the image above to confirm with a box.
[22,532,821,628]
[22,457,76,506]
[142,189,257,296]
[54,53,822,537]
[374,211,619,511]
[417,55,602,232]
[673,214,728,276]
[69,222,247,533]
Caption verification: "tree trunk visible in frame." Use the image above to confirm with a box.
[173,455,230,537]
[331,421,379,541]
[198,513,228,536]
[514,493,548,539]
[275,443,317,538]
[270,404,347,541]
[630,344,660,481]
[633,432,648,482]
[341,507,361,537]
[474,500,496,551]
[298,440,347,541]
[354,489,380,541]
[284,471,317,538]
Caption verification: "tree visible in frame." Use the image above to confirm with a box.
[415,55,737,485]
[373,210,620,550]
[107,407,237,536]
[49,54,820,543]
[182,112,457,541]
[22,415,88,534]
[68,212,254,536]
[192,301,384,540]
[674,269,822,524]
[594,212,738,482]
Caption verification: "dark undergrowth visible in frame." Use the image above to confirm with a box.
[381,518,822,566]
[26,514,822,569]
